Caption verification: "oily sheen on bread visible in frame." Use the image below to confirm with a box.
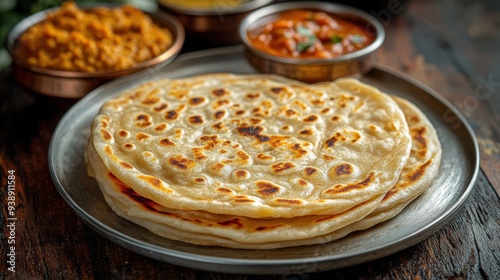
[90,74,412,218]
[86,94,441,249]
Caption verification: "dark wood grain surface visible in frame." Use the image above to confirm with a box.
[1,0,499,279]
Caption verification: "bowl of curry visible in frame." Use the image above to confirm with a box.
[239,1,385,83]
[7,2,185,98]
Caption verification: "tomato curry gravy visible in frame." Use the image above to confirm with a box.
[247,10,374,59]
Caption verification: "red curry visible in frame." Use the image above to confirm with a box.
[247,10,375,59]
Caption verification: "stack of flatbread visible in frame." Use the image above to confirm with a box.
[86,74,441,249]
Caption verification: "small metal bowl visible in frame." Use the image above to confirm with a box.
[158,0,274,45]
[6,4,185,98]
[239,1,385,83]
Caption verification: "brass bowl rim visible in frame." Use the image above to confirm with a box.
[157,0,274,16]
[6,3,185,79]
[239,1,385,65]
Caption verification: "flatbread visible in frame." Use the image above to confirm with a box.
[87,142,384,244]
[86,95,441,249]
[90,74,411,218]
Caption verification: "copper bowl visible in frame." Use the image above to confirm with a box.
[6,4,185,99]
[239,1,385,83]
[157,0,273,45]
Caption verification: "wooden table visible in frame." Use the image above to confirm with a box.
[1,0,499,278]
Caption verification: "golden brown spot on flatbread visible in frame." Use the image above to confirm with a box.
[168,88,188,100]
[168,155,195,170]
[200,135,219,142]
[135,114,152,127]
[304,167,318,176]
[321,108,331,114]
[100,129,112,141]
[297,179,308,187]
[410,115,420,123]
[256,153,274,161]
[383,188,398,200]
[353,101,364,112]
[411,127,427,148]
[120,161,133,169]
[323,154,335,161]
[385,122,398,131]
[159,137,175,146]
[136,132,150,141]
[137,174,171,192]
[100,120,108,128]
[189,97,206,106]
[123,143,135,150]
[383,159,430,201]
[406,160,432,182]
[335,163,353,176]
[214,110,226,119]
[256,181,281,197]
[325,131,360,147]
[235,110,247,116]
[200,135,218,142]
[174,129,182,139]
[191,147,207,160]
[217,218,243,229]
[324,172,375,194]
[367,124,378,131]
[271,162,296,173]
[248,118,263,125]
[154,123,167,132]
[237,150,250,160]
[234,170,249,179]
[314,214,341,223]
[246,92,260,99]
[153,103,168,112]
[254,224,284,231]
[311,99,325,107]
[234,198,255,203]
[236,125,270,143]
[118,130,129,138]
[193,177,206,184]
[270,87,285,94]
[211,162,225,172]
[110,173,162,212]
[291,100,308,110]
[164,110,179,121]
[188,115,204,125]
[290,143,308,158]
[281,125,291,131]
[325,136,337,147]
[215,99,231,108]
[299,129,313,136]
[216,187,233,194]
[303,115,319,122]
[141,96,160,105]
[285,109,298,117]
[209,122,222,130]
[350,131,361,143]
[212,88,229,97]
[273,198,302,205]
[331,115,340,121]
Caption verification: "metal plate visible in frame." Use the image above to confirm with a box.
[48,46,479,275]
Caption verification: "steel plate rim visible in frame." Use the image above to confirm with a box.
[47,45,480,274]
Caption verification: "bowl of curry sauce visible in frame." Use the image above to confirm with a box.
[239,1,385,83]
